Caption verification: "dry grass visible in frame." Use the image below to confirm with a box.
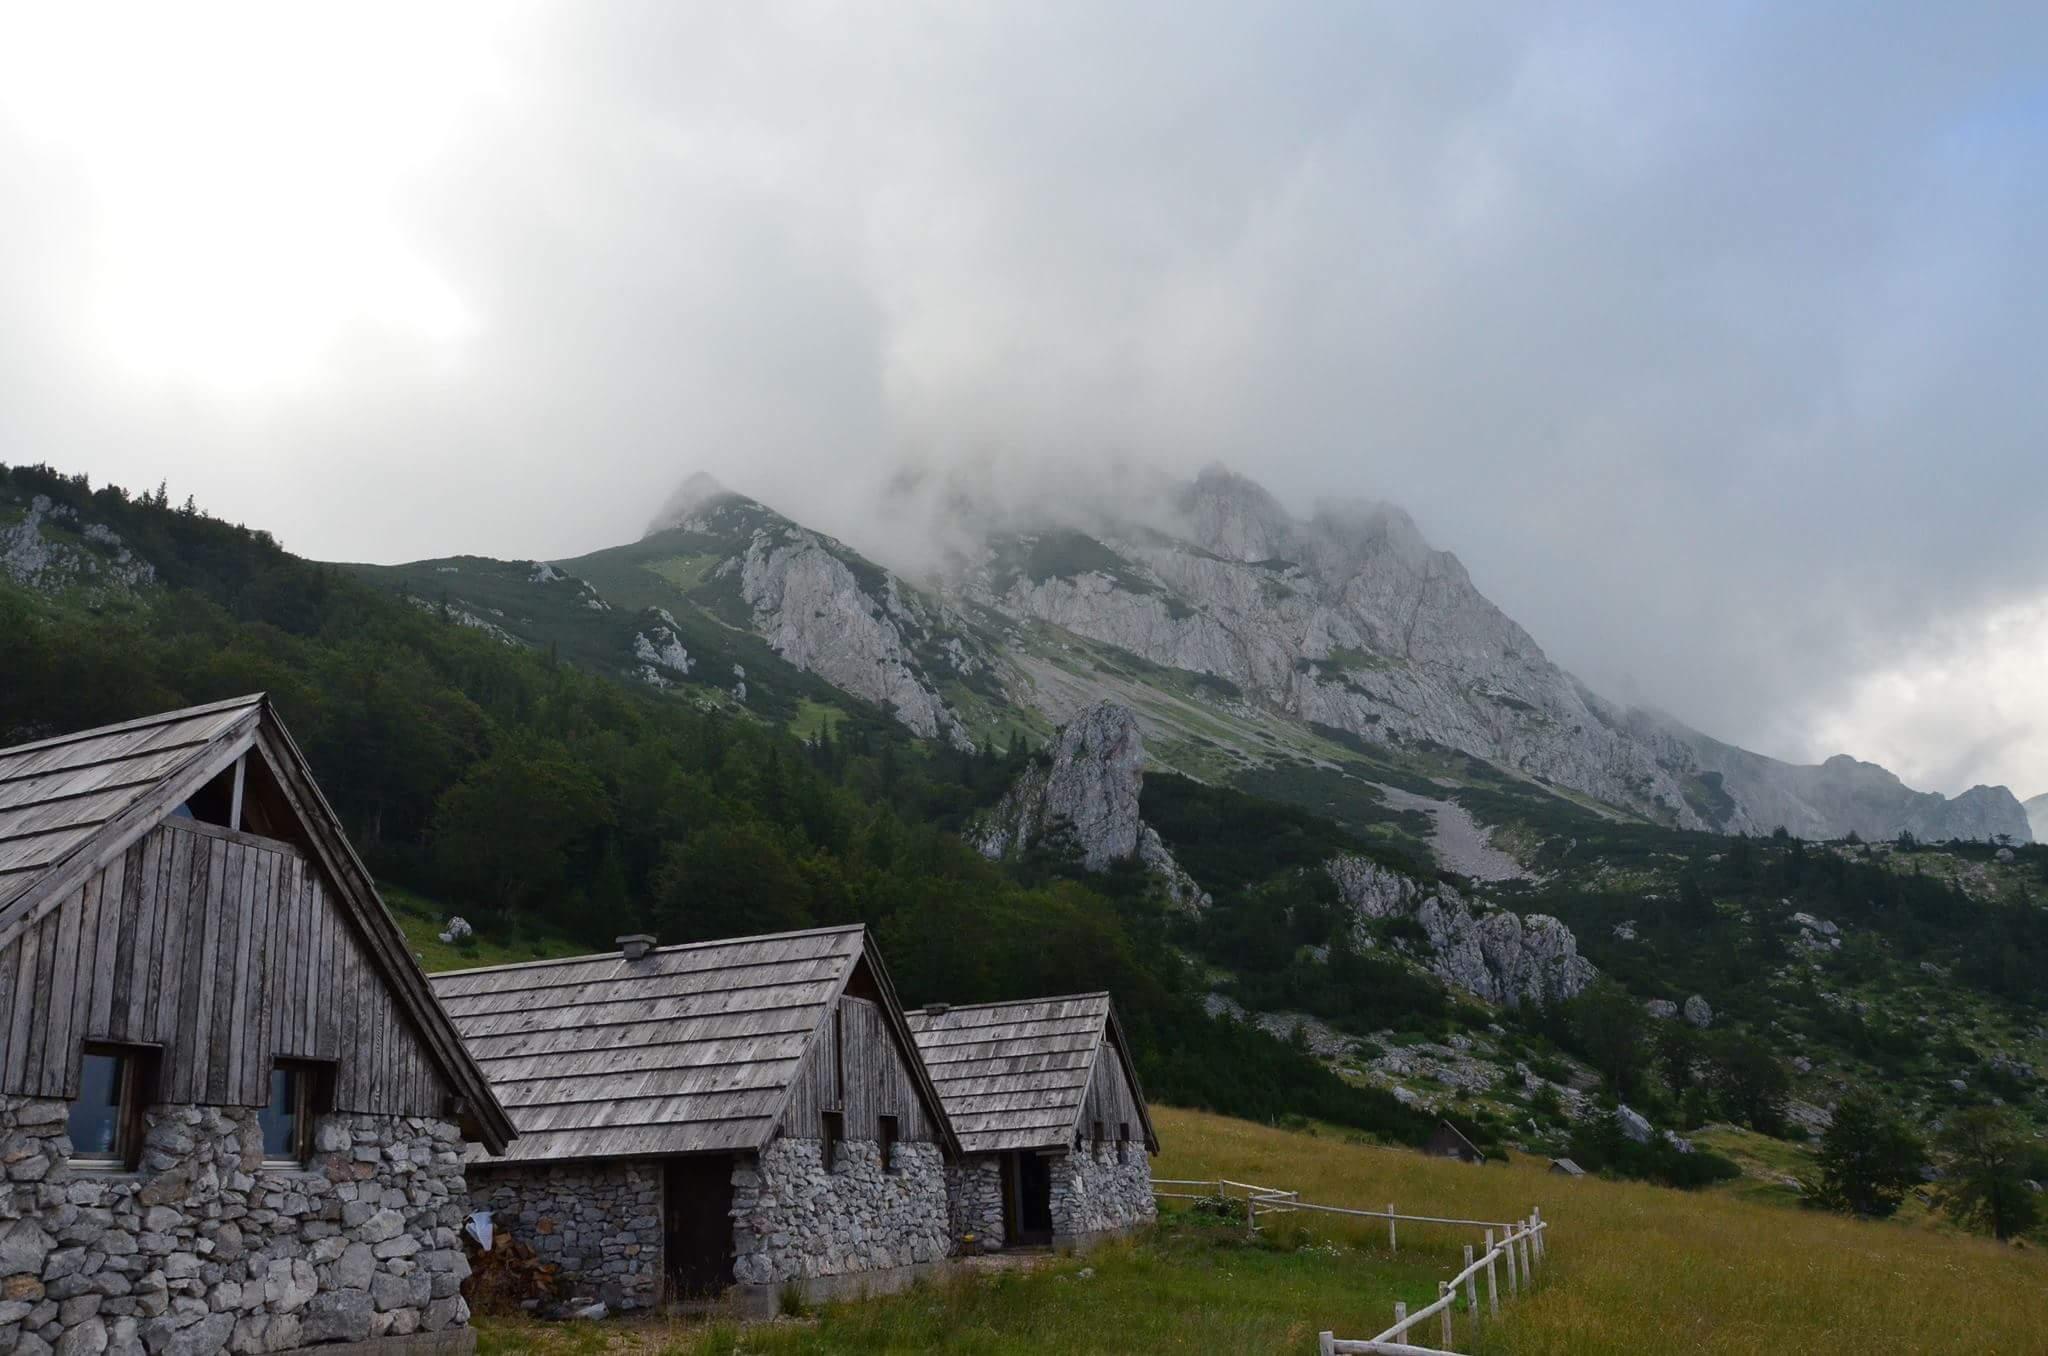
[475,1104,2048,1354]
[1150,1106,2048,1354]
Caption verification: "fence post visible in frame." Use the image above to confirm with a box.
[1388,1202,1397,1253]
[1532,1206,1544,1263]
[1504,1223,1519,1297]
[1439,1282,1453,1349]
[1484,1229,1499,1318]
[1519,1216,1534,1285]
[1394,1300,1407,1341]
[1464,1243,1479,1328]
[1318,1334,1336,1356]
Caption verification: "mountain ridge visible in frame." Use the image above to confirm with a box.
[383,464,2029,845]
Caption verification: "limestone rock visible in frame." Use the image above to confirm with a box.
[1327,853,1593,1008]
[1682,995,1714,1029]
[975,702,1207,907]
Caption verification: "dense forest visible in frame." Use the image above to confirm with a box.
[0,463,1442,1144]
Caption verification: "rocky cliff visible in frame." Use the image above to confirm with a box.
[942,468,1710,826]
[973,701,1207,909]
[1326,854,1595,1008]
[2027,793,2048,845]
[649,475,984,749]
[1668,729,2035,844]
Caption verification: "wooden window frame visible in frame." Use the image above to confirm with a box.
[821,1110,844,1173]
[70,1043,157,1172]
[878,1114,900,1174]
[260,1059,333,1167]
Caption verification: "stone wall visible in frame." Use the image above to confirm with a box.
[731,1138,948,1286]
[0,1093,471,1356]
[466,1162,662,1311]
[1050,1143,1155,1241]
[941,1159,1004,1249]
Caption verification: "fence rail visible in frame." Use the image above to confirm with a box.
[1150,1176,1551,1356]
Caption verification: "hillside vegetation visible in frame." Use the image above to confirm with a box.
[0,462,1431,1144]
[474,1106,2048,1354]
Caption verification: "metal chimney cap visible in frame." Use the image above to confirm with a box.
[925,1003,951,1017]
[617,934,657,961]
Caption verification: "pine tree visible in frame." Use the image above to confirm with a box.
[1812,1091,1923,1218]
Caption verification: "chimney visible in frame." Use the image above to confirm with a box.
[617,934,656,961]
[926,1003,950,1017]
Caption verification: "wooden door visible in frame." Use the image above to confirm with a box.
[664,1155,735,1300]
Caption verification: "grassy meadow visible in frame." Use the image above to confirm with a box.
[471,1106,2048,1354]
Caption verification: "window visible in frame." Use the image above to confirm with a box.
[879,1115,899,1174]
[1117,1123,1131,1164]
[259,1060,330,1166]
[821,1111,844,1173]
[69,1045,154,1170]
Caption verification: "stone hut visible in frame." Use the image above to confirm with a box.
[906,993,1158,1250]
[430,925,960,1311]
[0,695,517,1355]
[1423,1120,1485,1165]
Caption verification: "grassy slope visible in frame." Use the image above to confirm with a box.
[473,1106,2048,1355]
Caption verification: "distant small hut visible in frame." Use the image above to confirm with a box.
[432,924,960,1311]
[1550,1157,1587,1177]
[906,993,1158,1250]
[1424,1119,1486,1164]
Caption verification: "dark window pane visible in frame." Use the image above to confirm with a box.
[259,1066,300,1158]
[69,1053,124,1157]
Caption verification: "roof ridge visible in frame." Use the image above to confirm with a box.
[905,991,1111,1017]
[0,693,266,759]
[427,922,867,981]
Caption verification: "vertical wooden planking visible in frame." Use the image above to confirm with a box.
[154,829,193,1056]
[310,880,331,1056]
[171,835,217,1102]
[112,835,150,1041]
[0,933,22,1093]
[283,852,305,1054]
[28,906,64,1098]
[69,872,103,1056]
[334,929,357,1107]
[222,846,258,1103]
[246,849,277,1101]
[88,854,125,1037]
[201,840,242,1104]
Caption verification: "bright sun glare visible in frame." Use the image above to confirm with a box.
[0,2,506,395]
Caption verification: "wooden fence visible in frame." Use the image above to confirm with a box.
[1152,1179,1551,1356]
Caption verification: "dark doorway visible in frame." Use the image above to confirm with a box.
[664,1155,735,1301]
[1006,1151,1054,1245]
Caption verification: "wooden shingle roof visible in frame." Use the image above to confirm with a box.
[0,695,517,1152]
[431,924,958,1162]
[906,992,1157,1155]
[0,695,263,916]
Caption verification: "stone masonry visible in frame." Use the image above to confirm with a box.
[1050,1143,1155,1241]
[0,1093,472,1356]
[941,1159,1004,1248]
[466,1162,662,1310]
[731,1138,948,1286]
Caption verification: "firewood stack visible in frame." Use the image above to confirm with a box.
[462,1233,561,1311]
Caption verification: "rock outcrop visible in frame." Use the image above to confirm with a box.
[974,702,1207,908]
[1327,854,1594,1008]
[2027,794,2048,845]
[653,478,981,749]
[1,494,156,597]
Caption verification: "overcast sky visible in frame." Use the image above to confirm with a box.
[1,3,2043,798]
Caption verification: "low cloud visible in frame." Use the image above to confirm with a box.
[0,3,2042,793]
